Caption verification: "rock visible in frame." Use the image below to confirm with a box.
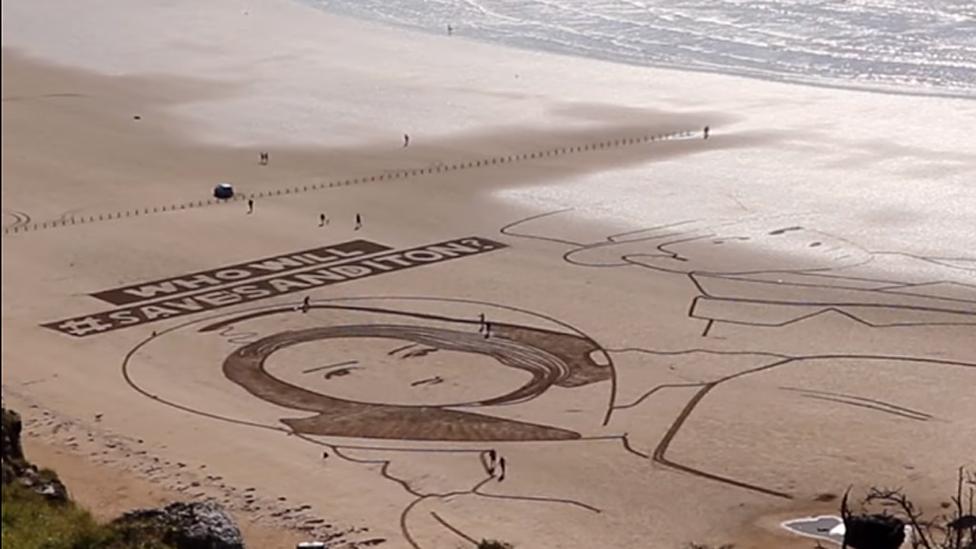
[113,500,245,549]
[36,480,69,500]
[2,407,25,468]
[2,406,69,503]
[843,513,906,549]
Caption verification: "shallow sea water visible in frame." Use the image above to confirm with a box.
[307,0,976,97]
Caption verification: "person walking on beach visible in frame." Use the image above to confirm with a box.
[247,198,254,214]
[483,321,492,339]
[403,134,410,148]
[319,213,327,227]
[478,313,486,334]
[301,296,311,314]
[355,213,362,231]
[703,126,710,140]
[259,152,269,165]
[497,457,506,482]
[486,449,497,474]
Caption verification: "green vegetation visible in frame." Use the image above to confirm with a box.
[2,404,176,549]
[1,482,174,549]
[3,481,99,549]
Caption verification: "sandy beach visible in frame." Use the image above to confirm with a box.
[3,0,975,547]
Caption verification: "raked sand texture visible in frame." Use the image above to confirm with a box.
[2,0,975,547]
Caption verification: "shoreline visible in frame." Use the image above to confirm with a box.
[300,1,976,102]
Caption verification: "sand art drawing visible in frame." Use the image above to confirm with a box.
[110,209,976,546]
[501,210,976,336]
[24,206,976,546]
[121,297,625,547]
[5,1,976,546]
[118,277,976,546]
[44,238,506,337]
[210,305,612,441]
[495,210,976,501]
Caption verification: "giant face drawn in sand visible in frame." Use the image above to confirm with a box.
[123,297,615,443]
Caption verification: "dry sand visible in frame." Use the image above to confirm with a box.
[2,0,975,547]
[22,434,307,548]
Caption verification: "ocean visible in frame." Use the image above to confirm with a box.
[306,0,976,98]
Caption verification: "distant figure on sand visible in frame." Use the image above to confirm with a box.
[301,296,311,313]
[497,457,506,482]
[486,449,497,474]
[478,313,486,333]
[247,199,254,214]
[403,134,410,148]
[703,126,710,140]
[319,213,327,227]
[355,213,362,231]
[259,152,269,165]
[483,321,492,339]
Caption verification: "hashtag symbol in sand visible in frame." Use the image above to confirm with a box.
[56,316,113,337]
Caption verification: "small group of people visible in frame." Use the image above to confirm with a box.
[247,199,361,231]
[486,449,507,481]
[478,313,492,339]
[321,448,507,482]
[313,211,359,230]
[245,131,408,222]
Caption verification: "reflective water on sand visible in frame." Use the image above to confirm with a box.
[782,515,844,545]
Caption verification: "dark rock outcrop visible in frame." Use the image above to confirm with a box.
[1,406,24,485]
[2,406,69,502]
[842,512,906,549]
[113,501,245,549]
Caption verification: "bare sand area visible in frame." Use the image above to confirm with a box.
[3,0,975,547]
[21,435,307,548]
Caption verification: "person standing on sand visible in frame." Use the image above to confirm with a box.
[486,449,497,474]
[319,213,326,227]
[483,321,492,339]
[247,199,254,214]
[355,213,362,231]
[403,134,410,148]
[301,296,311,314]
[703,126,710,140]
[478,313,486,333]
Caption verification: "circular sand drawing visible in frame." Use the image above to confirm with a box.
[123,297,614,442]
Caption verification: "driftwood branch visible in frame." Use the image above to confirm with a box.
[842,467,975,549]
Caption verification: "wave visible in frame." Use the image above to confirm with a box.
[304,0,976,98]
